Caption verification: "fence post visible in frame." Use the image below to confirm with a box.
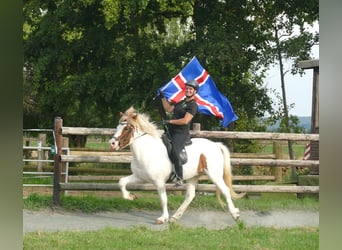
[40,133,47,166]
[61,137,69,183]
[192,123,201,132]
[272,141,283,182]
[53,117,63,205]
[24,140,30,165]
[37,141,43,172]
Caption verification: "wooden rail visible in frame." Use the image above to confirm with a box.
[52,117,320,205]
[61,155,319,167]
[61,126,319,141]
[68,175,276,182]
[190,131,319,141]
[59,183,318,193]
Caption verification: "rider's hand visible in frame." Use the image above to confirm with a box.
[159,89,165,98]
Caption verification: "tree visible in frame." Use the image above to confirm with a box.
[23,0,194,123]
[246,0,319,159]
[23,0,318,150]
[189,0,273,131]
[23,0,192,146]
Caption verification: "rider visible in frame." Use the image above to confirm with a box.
[160,80,199,186]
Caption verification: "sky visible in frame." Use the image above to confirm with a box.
[264,23,319,117]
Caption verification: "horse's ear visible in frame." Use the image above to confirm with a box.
[120,112,124,117]
[132,113,138,120]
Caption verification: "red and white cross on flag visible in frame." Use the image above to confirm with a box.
[158,56,238,127]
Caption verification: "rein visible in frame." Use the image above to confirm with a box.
[133,132,147,140]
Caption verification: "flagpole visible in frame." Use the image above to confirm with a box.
[154,92,171,137]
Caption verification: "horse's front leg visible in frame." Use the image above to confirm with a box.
[118,174,141,200]
[155,182,169,224]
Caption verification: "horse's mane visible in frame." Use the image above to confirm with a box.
[120,106,161,138]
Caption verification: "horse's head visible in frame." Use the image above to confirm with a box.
[109,121,135,150]
[109,107,138,150]
[109,106,161,150]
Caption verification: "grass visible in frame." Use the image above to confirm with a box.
[24,192,319,213]
[260,142,306,159]
[85,137,110,150]
[23,175,53,185]
[24,224,318,250]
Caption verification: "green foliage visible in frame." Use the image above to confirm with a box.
[277,115,306,133]
[23,0,318,133]
[24,193,53,210]
[190,0,274,130]
[248,0,319,67]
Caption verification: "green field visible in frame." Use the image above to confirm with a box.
[24,225,318,250]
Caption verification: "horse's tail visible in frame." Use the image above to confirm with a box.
[216,143,246,206]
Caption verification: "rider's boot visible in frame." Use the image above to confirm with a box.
[174,164,183,187]
[166,172,176,183]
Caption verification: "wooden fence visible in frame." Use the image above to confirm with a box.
[52,117,319,205]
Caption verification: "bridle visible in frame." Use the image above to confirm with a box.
[111,121,147,149]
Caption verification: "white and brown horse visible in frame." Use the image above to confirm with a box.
[109,107,245,224]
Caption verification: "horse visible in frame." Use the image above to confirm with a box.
[109,106,245,224]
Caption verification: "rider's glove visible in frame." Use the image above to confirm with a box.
[158,89,165,98]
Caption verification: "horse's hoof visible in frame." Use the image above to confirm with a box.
[156,218,168,224]
[129,193,137,200]
[231,208,240,221]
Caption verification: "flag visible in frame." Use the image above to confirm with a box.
[158,56,238,127]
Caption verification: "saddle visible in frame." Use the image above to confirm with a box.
[161,132,191,165]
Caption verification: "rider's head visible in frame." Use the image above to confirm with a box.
[185,80,199,98]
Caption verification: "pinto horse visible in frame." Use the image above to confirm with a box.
[109,107,245,224]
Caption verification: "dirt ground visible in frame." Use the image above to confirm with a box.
[23,208,319,233]
[23,187,319,233]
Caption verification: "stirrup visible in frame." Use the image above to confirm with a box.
[174,178,183,187]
